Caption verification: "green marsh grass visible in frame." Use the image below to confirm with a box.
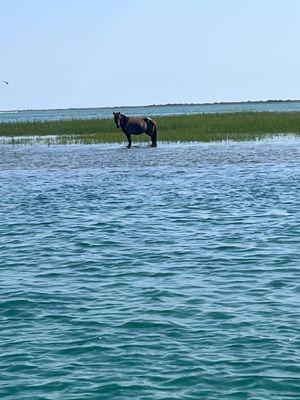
[1,112,300,144]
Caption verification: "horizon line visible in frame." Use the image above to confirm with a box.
[1,98,299,113]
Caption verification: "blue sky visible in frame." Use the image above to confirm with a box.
[1,0,300,110]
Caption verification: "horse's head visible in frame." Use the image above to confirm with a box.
[113,111,121,128]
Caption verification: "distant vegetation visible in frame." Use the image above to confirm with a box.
[1,112,300,144]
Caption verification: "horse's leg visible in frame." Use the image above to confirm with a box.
[145,121,157,147]
[145,132,157,147]
[125,132,132,148]
[150,125,157,147]
[145,131,153,145]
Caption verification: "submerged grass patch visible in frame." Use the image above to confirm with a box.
[1,112,300,144]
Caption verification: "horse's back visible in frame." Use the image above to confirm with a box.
[122,115,157,136]
[127,117,147,134]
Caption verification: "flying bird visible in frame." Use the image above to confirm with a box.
[3,81,9,85]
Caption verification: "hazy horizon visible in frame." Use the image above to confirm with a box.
[2,98,300,113]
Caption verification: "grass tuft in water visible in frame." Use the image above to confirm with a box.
[1,112,300,144]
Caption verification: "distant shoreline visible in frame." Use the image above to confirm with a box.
[1,99,300,113]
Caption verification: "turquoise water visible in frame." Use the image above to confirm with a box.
[1,138,300,399]
[2,100,300,123]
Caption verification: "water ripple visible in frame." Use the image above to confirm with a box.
[0,139,300,399]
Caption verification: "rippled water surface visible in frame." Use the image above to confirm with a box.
[2,100,300,122]
[1,139,300,399]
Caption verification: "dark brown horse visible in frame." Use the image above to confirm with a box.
[113,112,157,148]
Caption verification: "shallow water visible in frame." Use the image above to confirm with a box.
[1,139,300,399]
[2,100,300,122]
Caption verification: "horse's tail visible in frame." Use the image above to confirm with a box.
[145,117,157,147]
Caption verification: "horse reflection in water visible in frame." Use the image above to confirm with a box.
[113,112,157,148]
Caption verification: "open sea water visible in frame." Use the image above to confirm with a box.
[1,138,300,399]
[2,100,300,123]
